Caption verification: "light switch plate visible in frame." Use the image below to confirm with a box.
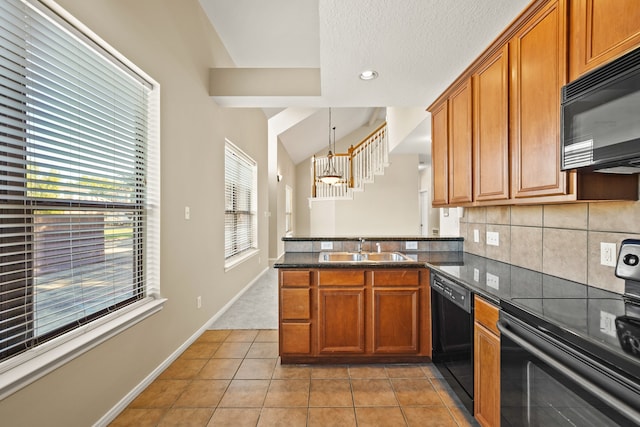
[473,229,479,243]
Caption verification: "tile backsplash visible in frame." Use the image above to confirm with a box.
[461,201,640,294]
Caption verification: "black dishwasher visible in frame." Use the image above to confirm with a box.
[431,272,474,413]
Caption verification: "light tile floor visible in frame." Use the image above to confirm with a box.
[110,329,477,426]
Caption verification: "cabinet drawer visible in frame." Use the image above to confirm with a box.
[318,270,365,286]
[474,295,499,335]
[281,323,311,354]
[372,270,420,287]
[281,288,310,320]
[281,270,311,287]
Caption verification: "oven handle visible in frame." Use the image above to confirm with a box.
[498,318,640,423]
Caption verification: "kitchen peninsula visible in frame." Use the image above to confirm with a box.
[273,236,463,364]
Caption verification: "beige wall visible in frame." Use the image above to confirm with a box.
[275,140,296,258]
[295,121,421,237]
[0,1,269,425]
[461,199,640,294]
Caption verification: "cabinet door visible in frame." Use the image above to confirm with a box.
[474,322,500,427]
[448,79,473,204]
[473,45,509,202]
[510,0,568,199]
[281,323,312,355]
[569,0,640,81]
[372,288,419,354]
[318,288,365,354]
[431,100,449,206]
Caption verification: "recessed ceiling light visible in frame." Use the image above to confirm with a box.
[359,70,378,80]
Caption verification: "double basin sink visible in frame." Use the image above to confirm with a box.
[318,251,416,263]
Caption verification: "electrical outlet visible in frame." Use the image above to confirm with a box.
[600,242,617,267]
[196,296,202,309]
[184,206,190,220]
[473,229,479,243]
[320,241,333,250]
[405,241,418,250]
[473,268,479,282]
[486,272,500,290]
[486,231,499,246]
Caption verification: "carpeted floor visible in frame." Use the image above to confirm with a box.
[209,267,278,330]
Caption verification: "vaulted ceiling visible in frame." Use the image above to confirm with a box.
[199,0,529,164]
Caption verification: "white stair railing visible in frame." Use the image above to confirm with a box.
[311,122,388,200]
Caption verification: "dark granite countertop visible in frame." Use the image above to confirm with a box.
[282,236,463,241]
[274,249,639,379]
[273,251,464,269]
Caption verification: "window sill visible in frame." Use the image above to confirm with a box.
[225,248,260,272]
[0,297,166,400]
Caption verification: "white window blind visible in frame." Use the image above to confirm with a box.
[0,0,158,364]
[225,140,257,262]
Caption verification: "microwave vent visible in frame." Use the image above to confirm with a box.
[563,47,640,101]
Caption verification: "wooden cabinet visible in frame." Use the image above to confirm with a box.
[318,270,366,354]
[569,0,640,81]
[279,268,431,363]
[510,0,568,200]
[430,79,473,207]
[449,79,474,204]
[279,270,312,356]
[474,296,500,427]
[371,270,420,354]
[431,101,449,206]
[473,45,510,202]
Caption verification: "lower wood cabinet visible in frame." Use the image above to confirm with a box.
[474,295,501,427]
[279,267,431,363]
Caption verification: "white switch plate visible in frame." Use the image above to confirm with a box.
[320,241,333,250]
[473,229,479,243]
[405,241,418,250]
[486,272,500,290]
[474,268,479,282]
[600,242,617,267]
[184,206,190,220]
[486,231,499,246]
[599,310,617,337]
[196,296,202,309]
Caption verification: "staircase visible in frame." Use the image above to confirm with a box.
[311,122,388,200]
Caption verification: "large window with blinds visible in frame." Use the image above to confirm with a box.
[224,140,257,267]
[0,0,159,367]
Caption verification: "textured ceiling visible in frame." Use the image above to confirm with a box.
[199,0,530,163]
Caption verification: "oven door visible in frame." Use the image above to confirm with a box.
[499,311,640,427]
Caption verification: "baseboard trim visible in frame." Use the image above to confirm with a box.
[93,266,270,426]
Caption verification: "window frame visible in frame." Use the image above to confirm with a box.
[224,139,258,270]
[0,0,163,400]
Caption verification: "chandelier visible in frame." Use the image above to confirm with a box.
[318,108,343,185]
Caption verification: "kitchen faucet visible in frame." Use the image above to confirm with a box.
[357,238,365,253]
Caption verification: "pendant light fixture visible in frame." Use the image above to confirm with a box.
[318,108,342,185]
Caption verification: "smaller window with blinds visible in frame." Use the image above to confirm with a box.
[224,140,258,267]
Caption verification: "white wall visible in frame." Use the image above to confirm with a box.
[0,1,269,425]
[275,140,296,258]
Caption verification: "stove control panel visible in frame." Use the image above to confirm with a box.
[616,239,640,282]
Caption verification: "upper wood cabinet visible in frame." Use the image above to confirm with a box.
[430,80,473,207]
[431,101,449,207]
[473,45,510,202]
[448,79,474,204]
[569,0,640,81]
[510,0,568,199]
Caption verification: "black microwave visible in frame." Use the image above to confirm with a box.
[561,46,640,173]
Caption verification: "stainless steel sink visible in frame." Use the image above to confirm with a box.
[318,251,415,263]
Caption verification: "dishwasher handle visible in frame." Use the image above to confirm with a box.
[498,317,640,424]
